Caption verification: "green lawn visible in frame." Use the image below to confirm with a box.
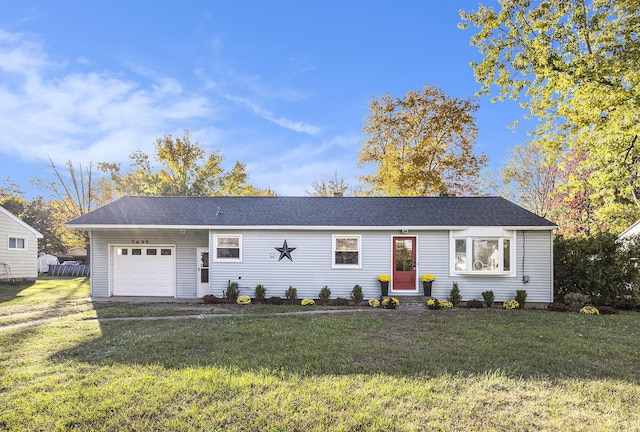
[1,278,639,431]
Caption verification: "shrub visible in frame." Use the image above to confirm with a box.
[367,299,380,308]
[318,286,332,305]
[448,282,462,306]
[554,233,640,307]
[350,285,364,305]
[597,305,618,315]
[202,294,224,304]
[254,284,267,304]
[503,299,519,309]
[284,286,298,304]
[580,305,600,315]
[267,296,284,305]
[236,295,251,305]
[466,299,484,309]
[224,282,240,304]
[515,290,527,309]
[301,298,315,306]
[547,302,570,312]
[331,297,350,306]
[564,293,591,312]
[482,290,495,308]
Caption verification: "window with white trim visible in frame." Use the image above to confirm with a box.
[451,229,514,275]
[8,236,27,250]
[214,234,242,262]
[332,235,361,268]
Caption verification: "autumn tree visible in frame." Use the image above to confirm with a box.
[501,140,561,219]
[100,130,270,197]
[358,84,487,196]
[460,0,640,233]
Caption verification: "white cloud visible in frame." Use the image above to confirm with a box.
[224,94,321,135]
[0,29,213,166]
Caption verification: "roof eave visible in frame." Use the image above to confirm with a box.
[66,223,557,231]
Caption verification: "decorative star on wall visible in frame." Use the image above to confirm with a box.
[275,240,296,262]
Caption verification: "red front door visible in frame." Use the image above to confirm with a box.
[393,237,416,290]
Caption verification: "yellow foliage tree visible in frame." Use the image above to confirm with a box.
[358,84,487,196]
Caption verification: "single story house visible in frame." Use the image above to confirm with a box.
[66,196,556,302]
[0,205,43,282]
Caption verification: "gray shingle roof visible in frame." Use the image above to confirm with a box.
[67,196,556,229]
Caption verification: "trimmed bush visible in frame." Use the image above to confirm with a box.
[267,296,284,305]
[224,282,240,304]
[254,284,267,304]
[564,293,591,312]
[515,290,527,309]
[481,290,495,308]
[319,286,331,305]
[448,282,462,306]
[350,285,364,305]
[547,302,570,312]
[284,286,298,304]
[466,299,484,309]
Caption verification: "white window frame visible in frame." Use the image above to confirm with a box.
[213,234,242,262]
[332,234,362,269]
[450,228,515,277]
[8,236,27,251]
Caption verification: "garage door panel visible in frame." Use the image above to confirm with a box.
[112,246,175,296]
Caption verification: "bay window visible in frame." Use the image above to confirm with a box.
[451,229,514,275]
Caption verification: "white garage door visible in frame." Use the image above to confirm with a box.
[112,246,175,296]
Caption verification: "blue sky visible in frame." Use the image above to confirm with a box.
[0,1,532,198]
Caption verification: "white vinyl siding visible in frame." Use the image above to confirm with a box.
[422,230,552,303]
[0,211,39,279]
[89,229,209,298]
[209,230,388,300]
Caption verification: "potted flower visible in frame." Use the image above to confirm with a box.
[377,274,391,296]
[420,274,435,296]
[381,297,399,309]
[427,298,440,310]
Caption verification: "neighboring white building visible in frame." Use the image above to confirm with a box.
[38,253,60,273]
[0,205,43,282]
[67,196,557,302]
[618,220,640,240]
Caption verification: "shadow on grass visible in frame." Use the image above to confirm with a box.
[0,280,36,303]
[50,309,640,383]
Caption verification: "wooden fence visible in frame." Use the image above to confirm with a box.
[48,264,90,277]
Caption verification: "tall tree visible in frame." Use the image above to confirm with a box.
[34,158,109,255]
[100,130,271,197]
[305,170,352,197]
[460,0,640,232]
[358,84,487,196]
[501,140,561,219]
